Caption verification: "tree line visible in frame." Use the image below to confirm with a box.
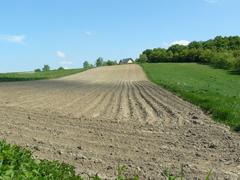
[34,57,118,73]
[137,36,240,71]
[35,65,64,72]
[83,57,117,69]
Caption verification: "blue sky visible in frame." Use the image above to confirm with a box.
[0,0,239,72]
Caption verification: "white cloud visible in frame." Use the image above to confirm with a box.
[56,51,66,58]
[84,31,96,37]
[85,31,92,36]
[161,42,170,48]
[59,60,73,65]
[169,40,190,46]
[204,0,220,3]
[0,34,25,44]
[56,50,73,67]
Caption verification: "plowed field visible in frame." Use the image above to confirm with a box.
[0,65,239,179]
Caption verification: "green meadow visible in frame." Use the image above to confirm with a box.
[0,68,86,82]
[141,63,240,131]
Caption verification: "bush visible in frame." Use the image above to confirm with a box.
[209,52,236,69]
[95,58,117,67]
[0,140,82,179]
[34,69,41,72]
[58,67,65,70]
[233,56,240,72]
[0,141,140,179]
[104,60,117,66]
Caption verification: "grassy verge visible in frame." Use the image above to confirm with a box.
[0,140,141,179]
[0,140,83,179]
[0,140,214,179]
[141,63,240,131]
[0,68,87,82]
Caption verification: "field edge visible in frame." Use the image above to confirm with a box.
[139,63,240,132]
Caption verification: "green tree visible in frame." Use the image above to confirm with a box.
[34,68,41,72]
[142,49,153,58]
[138,54,148,63]
[235,57,240,71]
[96,57,104,67]
[42,65,50,72]
[58,67,64,70]
[168,44,187,54]
[104,60,117,66]
[139,35,240,71]
[188,41,203,49]
[83,61,90,69]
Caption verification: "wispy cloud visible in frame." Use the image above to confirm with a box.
[85,31,92,36]
[59,60,73,65]
[56,51,66,58]
[56,50,73,67]
[0,34,25,44]
[169,40,190,46]
[84,31,96,37]
[204,0,220,3]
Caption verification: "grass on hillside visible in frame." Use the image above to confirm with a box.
[0,68,86,82]
[141,63,240,131]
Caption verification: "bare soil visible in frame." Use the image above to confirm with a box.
[0,64,239,179]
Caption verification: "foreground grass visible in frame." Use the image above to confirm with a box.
[0,68,86,82]
[0,140,214,179]
[0,140,83,179]
[141,63,240,131]
[0,140,140,179]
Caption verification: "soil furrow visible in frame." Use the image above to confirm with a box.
[0,64,239,179]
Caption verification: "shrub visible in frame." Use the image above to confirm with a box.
[58,67,65,70]
[104,60,117,66]
[209,52,236,69]
[34,69,41,72]
[234,56,240,72]
[0,140,82,179]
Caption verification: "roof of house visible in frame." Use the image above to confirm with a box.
[120,58,134,63]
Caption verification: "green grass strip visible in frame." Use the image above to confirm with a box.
[141,63,240,131]
[0,68,87,82]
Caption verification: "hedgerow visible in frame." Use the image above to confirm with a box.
[137,36,240,72]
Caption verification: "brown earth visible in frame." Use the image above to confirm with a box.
[0,64,239,179]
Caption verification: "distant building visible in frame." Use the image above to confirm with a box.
[119,58,134,64]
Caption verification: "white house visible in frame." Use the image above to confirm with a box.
[119,58,134,64]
